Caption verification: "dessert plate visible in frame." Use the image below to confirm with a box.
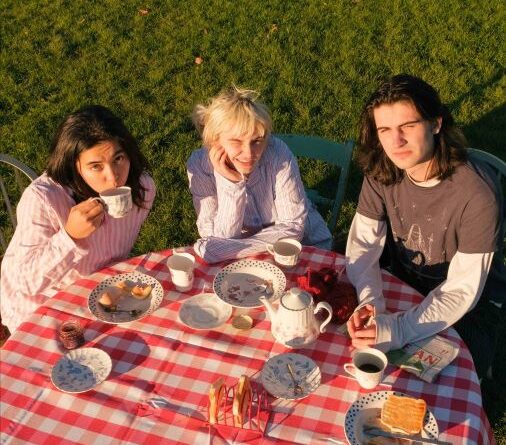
[88,271,164,324]
[178,293,232,330]
[261,352,321,400]
[344,390,439,445]
[213,260,286,308]
[51,348,112,393]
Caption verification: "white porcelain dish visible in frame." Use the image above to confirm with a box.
[344,390,439,445]
[213,260,286,308]
[51,348,112,393]
[88,271,164,324]
[261,352,321,400]
[178,293,232,330]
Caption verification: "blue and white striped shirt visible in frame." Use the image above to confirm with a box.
[187,136,331,263]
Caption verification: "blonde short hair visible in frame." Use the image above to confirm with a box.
[192,85,272,148]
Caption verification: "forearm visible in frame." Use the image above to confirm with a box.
[194,220,304,263]
[375,251,493,351]
[345,213,386,312]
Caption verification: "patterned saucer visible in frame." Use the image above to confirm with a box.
[261,352,321,400]
[51,348,112,393]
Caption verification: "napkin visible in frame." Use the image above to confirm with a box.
[296,267,358,324]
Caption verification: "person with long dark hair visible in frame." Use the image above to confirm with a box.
[346,74,505,379]
[1,105,156,333]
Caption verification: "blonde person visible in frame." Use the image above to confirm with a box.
[187,86,331,263]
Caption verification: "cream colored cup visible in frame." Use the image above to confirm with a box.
[95,186,132,218]
[266,238,302,267]
[167,253,195,292]
[344,347,388,389]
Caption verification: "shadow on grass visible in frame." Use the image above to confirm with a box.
[463,103,506,436]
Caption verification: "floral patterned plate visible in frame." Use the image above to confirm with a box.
[51,348,112,393]
[261,352,321,400]
[344,390,439,445]
[213,260,286,308]
[178,293,232,330]
[88,271,164,324]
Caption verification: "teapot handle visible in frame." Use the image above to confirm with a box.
[314,301,333,333]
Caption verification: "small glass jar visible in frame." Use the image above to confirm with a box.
[59,319,85,350]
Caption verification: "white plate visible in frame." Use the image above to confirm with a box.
[261,352,321,400]
[51,348,112,393]
[344,390,440,445]
[88,272,164,324]
[178,293,232,330]
[213,260,286,308]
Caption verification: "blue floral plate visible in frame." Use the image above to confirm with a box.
[51,348,112,393]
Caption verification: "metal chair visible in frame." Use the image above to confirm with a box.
[275,134,354,238]
[0,154,37,344]
[0,153,38,253]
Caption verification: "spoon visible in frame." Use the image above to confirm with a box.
[287,363,303,396]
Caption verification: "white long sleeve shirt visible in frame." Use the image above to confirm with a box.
[0,173,155,332]
[346,213,493,351]
[187,136,332,263]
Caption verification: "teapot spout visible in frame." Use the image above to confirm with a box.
[260,296,276,324]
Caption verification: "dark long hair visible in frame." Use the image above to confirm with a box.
[46,105,148,207]
[358,74,468,185]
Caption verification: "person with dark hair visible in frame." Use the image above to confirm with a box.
[346,74,505,379]
[0,105,156,333]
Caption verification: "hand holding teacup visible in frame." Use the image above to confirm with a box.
[94,186,133,218]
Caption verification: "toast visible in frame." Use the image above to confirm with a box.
[131,284,153,299]
[380,394,427,435]
[208,377,225,424]
[232,375,252,426]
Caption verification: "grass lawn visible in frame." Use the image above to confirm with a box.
[1,0,505,441]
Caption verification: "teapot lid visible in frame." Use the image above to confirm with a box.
[281,287,312,310]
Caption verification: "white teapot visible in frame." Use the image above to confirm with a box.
[260,287,333,348]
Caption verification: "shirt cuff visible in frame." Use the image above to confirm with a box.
[55,228,89,259]
[374,313,394,352]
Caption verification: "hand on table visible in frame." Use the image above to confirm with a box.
[208,145,243,183]
[65,198,105,240]
[347,304,377,348]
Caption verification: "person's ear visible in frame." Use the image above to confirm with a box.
[432,117,443,135]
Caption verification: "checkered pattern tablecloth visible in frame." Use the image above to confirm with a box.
[0,246,495,445]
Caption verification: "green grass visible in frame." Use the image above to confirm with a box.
[1,0,505,440]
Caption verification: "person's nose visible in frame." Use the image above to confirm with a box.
[242,143,253,160]
[105,166,119,188]
[391,129,407,147]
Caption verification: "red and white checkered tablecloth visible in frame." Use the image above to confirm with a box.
[0,246,495,445]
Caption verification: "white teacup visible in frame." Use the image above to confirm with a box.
[266,238,302,267]
[344,347,388,389]
[167,253,195,292]
[95,186,132,218]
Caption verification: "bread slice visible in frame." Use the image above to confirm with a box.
[233,375,252,426]
[381,394,427,435]
[131,284,152,299]
[208,377,225,424]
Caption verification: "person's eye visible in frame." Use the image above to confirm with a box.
[115,154,126,163]
[90,164,103,171]
[253,138,264,145]
[377,128,388,134]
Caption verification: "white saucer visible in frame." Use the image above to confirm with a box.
[51,348,112,393]
[261,352,321,400]
[178,293,232,330]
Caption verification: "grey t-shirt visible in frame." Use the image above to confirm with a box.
[357,162,504,301]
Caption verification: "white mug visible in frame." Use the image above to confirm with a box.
[167,253,195,292]
[94,186,132,218]
[266,238,302,267]
[344,347,388,389]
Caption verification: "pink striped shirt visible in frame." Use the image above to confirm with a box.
[0,173,155,332]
